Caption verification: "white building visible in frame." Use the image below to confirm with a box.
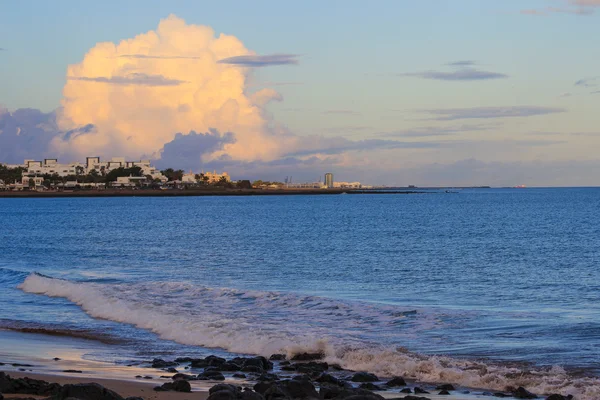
[333,181,363,189]
[203,171,231,183]
[21,176,44,188]
[112,176,148,187]
[181,172,198,184]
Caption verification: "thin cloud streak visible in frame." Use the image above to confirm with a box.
[67,73,185,87]
[322,110,360,115]
[421,106,566,121]
[379,123,498,138]
[217,54,299,67]
[402,67,508,81]
[446,60,476,66]
[401,61,508,81]
[117,54,201,59]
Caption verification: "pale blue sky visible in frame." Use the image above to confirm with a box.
[1,0,599,185]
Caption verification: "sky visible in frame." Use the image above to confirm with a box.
[1,0,599,186]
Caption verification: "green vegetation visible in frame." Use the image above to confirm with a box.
[161,168,184,181]
[0,164,26,183]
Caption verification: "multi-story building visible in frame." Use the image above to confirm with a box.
[324,172,334,188]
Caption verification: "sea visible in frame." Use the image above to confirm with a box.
[1,188,600,398]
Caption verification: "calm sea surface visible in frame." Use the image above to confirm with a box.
[1,188,600,394]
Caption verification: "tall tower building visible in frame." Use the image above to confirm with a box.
[324,172,334,188]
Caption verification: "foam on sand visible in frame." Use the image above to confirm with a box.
[19,273,600,399]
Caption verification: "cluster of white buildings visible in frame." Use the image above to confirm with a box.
[13,157,166,182]
[2,157,232,190]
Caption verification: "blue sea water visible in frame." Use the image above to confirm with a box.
[1,188,600,396]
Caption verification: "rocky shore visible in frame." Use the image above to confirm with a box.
[0,353,576,400]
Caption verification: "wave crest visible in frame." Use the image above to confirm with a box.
[18,273,600,399]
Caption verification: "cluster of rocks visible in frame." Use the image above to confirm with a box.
[0,372,138,400]
[0,354,577,400]
[144,354,574,400]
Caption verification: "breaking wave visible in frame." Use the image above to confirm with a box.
[18,272,600,399]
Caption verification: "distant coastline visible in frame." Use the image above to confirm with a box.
[0,188,424,198]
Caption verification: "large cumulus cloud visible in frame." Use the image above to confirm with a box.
[51,15,290,162]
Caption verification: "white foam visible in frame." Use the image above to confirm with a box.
[19,273,600,399]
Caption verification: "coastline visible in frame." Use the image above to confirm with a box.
[0,188,423,198]
[0,330,533,400]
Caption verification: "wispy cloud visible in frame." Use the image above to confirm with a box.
[379,123,498,138]
[521,6,594,15]
[248,81,303,88]
[117,54,201,60]
[446,60,476,67]
[0,48,5,51]
[575,77,599,88]
[400,61,508,81]
[67,73,185,86]
[421,106,566,121]
[322,110,360,115]
[592,90,600,94]
[324,126,372,134]
[217,54,299,67]
[521,0,600,16]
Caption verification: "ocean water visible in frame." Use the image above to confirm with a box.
[1,188,600,397]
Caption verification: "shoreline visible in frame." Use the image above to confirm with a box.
[0,330,549,400]
[0,188,424,198]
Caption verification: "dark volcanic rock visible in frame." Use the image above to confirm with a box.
[359,383,383,391]
[0,372,61,396]
[172,373,196,380]
[207,355,227,367]
[233,373,247,379]
[400,388,412,393]
[513,387,538,399]
[438,390,450,395]
[62,370,83,373]
[290,352,324,361]
[350,372,379,383]
[335,388,384,400]
[319,383,345,399]
[151,358,178,368]
[220,362,243,372]
[385,377,407,387]
[57,383,124,400]
[413,387,429,394]
[269,354,286,361]
[271,379,319,399]
[191,359,209,368]
[198,370,226,381]
[435,384,454,391]
[257,373,279,381]
[241,365,264,373]
[165,367,178,373]
[316,373,342,386]
[545,395,573,400]
[209,384,262,400]
[242,391,265,400]
[154,380,191,392]
[400,396,432,400]
[175,357,193,363]
[295,362,328,375]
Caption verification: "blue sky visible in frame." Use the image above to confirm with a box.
[1,0,599,186]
